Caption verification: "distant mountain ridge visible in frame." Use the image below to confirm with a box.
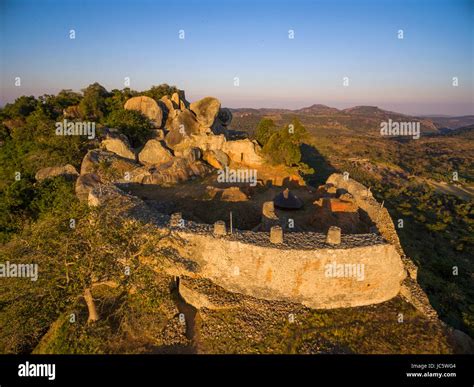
[230,104,474,131]
[443,124,474,139]
[295,104,340,115]
[420,115,474,130]
[230,104,441,135]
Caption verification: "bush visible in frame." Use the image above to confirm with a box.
[105,109,153,148]
[2,96,38,118]
[255,118,277,147]
[143,84,179,101]
[78,83,110,120]
[262,118,308,167]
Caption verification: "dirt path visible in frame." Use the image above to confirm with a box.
[425,179,474,201]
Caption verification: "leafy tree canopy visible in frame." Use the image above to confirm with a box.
[105,109,153,148]
[2,96,38,118]
[143,84,179,101]
[262,118,309,167]
[78,83,110,120]
[255,118,277,147]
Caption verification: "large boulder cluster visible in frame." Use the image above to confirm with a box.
[124,91,232,150]
[122,92,264,172]
[35,92,266,204]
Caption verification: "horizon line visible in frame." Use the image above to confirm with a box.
[1,88,472,118]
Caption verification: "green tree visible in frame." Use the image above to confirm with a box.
[2,96,38,118]
[0,198,165,352]
[55,89,83,108]
[143,84,179,101]
[255,118,277,146]
[105,109,153,147]
[105,88,136,113]
[37,90,83,119]
[78,83,110,120]
[262,118,308,167]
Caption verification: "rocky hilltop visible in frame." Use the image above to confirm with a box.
[53,92,265,190]
[34,92,442,319]
[30,91,473,355]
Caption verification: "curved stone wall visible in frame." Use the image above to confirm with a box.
[82,174,409,310]
[173,229,406,309]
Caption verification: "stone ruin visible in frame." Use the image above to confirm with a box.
[72,171,436,316]
[35,93,438,319]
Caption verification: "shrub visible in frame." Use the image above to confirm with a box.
[105,109,153,148]
[255,118,277,147]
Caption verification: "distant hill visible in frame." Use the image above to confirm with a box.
[420,115,474,130]
[230,104,440,137]
[443,124,474,139]
[342,105,396,116]
[295,104,340,115]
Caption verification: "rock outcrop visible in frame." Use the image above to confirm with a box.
[124,96,163,128]
[130,158,212,185]
[222,139,264,166]
[171,92,187,110]
[174,147,202,163]
[173,134,227,153]
[122,93,233,152]
[165,109,203,148]
[75,173,101,202]
[203,149,229,169]
[190,97,221,128]
[138,139,173,165]
[160,95,174,112]
[101,132,135,160]
[35,164,79,181]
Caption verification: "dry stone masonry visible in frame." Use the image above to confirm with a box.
[36,92,437,317]
[68,169,419,311]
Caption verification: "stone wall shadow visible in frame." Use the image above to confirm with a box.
[300,143,337,187]
[145,196,262,230]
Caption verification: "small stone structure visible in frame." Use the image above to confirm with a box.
[213,220,226,236]
[326,226,341,245]
[270,225,283,244]
[261,201,279,231]
[170,212,183,228]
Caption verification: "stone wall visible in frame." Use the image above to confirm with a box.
[79,176,420,311]
[173,229,406,309]
[326,173,438,319]
[326,173,417,279]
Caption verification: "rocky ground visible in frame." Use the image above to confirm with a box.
[33,269,457,354]
[173,276,454,354]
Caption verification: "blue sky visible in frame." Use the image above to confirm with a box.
[0,0,472,114]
